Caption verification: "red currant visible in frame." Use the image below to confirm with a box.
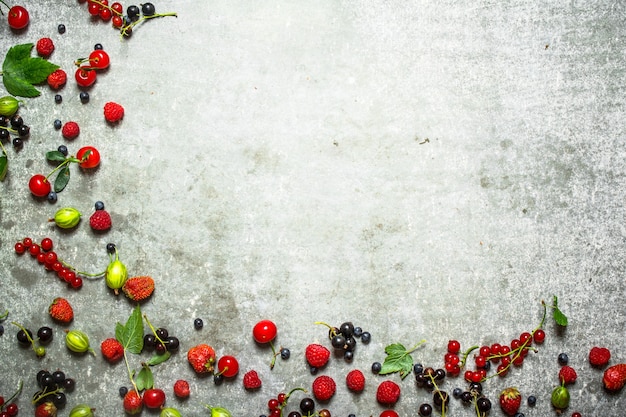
[29,243,41,256]
[40,237,54,251]
[269,410,280,417]
[267,398,279,411]
[75,67,97,87]
[142,388,166,409]
[479,345,491,357]
[5,402,18,417]
[14,242,25,254]
[29,174,52,197]
[475,355,487,368]
[380,410,399,417]
[252,319,277,344]
[533,329,546,344]
[65,270,76,284]
[571,412,582,417]
[112,15,123,28]
[497,364,509,376]
[519,331,532,345]
[88,2,100,15]
[99,8,112,21]
[111,2,123,13]
[45,251,58,264]
[37,252,46,263]
[89,50,110,70]
[7,5,29,30]
[447,339,461,353]
[22,237,33,247]
[217,355,239,378]
[70,276,83,289]
[510,339,521,350]
[52,262,62,272]
[76,146,101,168]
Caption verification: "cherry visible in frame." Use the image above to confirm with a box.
[4,403,18,417]
[75,67,97,87]
[217,355,239,378]
[76,146,101,168]
[7,5,29,30]
[89,50,110,69]
[29,174,52,197]
[253,319,277,343]
[142,388,166,409]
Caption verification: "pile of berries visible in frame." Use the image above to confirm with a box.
[316,320,371,362]
[143,327,180,356]
[0,397,19,417]
[14,237,83,289]
[74,46,110,88]
[264,390,330,417]
[0,114,30,150]
[32,369,75,408]
[80,1,177,38]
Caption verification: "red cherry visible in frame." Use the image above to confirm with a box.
[253,319,277,344]
[142,388,166,409]
[89,50,110,70]
[7,6,29,30]
[75,67,97,87]
[217,355,239,378]
[29,174,51,197]
[76,146,101,168]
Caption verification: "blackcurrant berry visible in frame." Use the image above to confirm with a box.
[63,378,75,391]
[371,361,382,374]
[0,324,4,336]
[469,381,483,394]
[476,397,492,412]
[331,334,345,349]
[54,94,62,104]
[17,125,29,137]
[155,342,167,355]
[95,201,105,211]
[527,395,537,407]
[299,398,315,414]
[12,138,23,149]
[51,370,65,383]
[156,328,168,339]
[9,115,23,128]
[287,412,301,417]
[0,115,7,126]
[343,350,353,361]
[339,321,354,337]
[119,386,128,397]
[47,191,58,203]
[0,129,8,140]
[141,2,156,16]
[37,326,53,344]
[57,24,66,34]
[94,43,103,50]
[460,391,473,403]
[280,347,290,360]
[353,326,363,337]
[37,370,50,386]
[79,92,90,103]
[16,328,32,346]
[360,331,371,344]
[127,5,140,20]
[143,333,156,349]
[433,390,449,408]
[39,373,55,388]
[345,336,357,351]
[558,352,569,365]
[193,318,203,329]
[166,336,179,351]
[106,243,116,253]
[309,366,318,375]
[213,373,224,385]
[54,119,62,130]
[452,387,463,398]
[418,403,433,416]
[434,368,446,381]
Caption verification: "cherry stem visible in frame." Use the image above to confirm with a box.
[44,155,83,182]
[123,350,140,393]
[2,380,22,409]
[269,340,277,369]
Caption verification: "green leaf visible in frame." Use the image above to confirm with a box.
[53,165,70,193]
[135,364,154,391]
[553,295,568,327]
[0,150,7,181]
[46,150,67,162]
[115,305,144,354]
[2,43,60,98]
[146,351,171,366]
[379,342,417,379]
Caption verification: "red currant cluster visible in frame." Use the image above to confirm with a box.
[266,389,326,417]
[14,237,83,289]
[80,1,176,38]
[0,380,22,417]
[74,48,110,88]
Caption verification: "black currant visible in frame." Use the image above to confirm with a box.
[339,321,354,337]
[51,370,65,383]
[194,318,203,329]
[94,43,103,50]
[12,138,23,149]
[309,366,318,375]
[0,115,7,126]
[330,334,345,349]
[106,243,116,253]
[452,387,463,398]
[418,403,433,417]
[52,391,66,407]
[40,373,55,388]
[360,331,371,344]
[213,373,224,385]
[165,336,179,351]
[37,326,53,344]
[0,129,9,140]
[527,395,537,406]
[47,192,58,203]
[353,326,363,337]
[37,370,50,386]
[558,352,569,365]
[155,328,168,339]
[9,115,23,128]
[79,92,90,103]
[0,324,4,336]
[143,333,156,349]
[345,336,357,351]
[16,328,32,346]
[299,398,315,414]
[343,350,353,361]
[127,5,140,20]
[54,94,62,104]
[413,363,424,374]
[371,361,382,374]
[17,125,29,137]
[469,381,483,394]
[63,378,75,392]
[434,368,446,381]
[141,2,156,16]
[477,397,492,412]
[119,386,128,397]
[287,412,301,417]
[280,347,290,360]
[433,390,449,408]
[460,391,473,403]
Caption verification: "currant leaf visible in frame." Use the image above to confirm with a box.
[115,305,144,354]
[552,295,568,327]
[53,165,70,193]
[379,341,426,379]
[146,351,171,366]
[2,43,60,97]
[46,150,66,162]
[135,364,154,391]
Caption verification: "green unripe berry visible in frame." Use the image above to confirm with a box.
[34,345,46,358]
[106,258,127,295]
[69,404,95,417]
[53,207,82,229]
[551,385,570,409]
[0,96,20,116]
[65,329,95,355]
[160,408,182,417]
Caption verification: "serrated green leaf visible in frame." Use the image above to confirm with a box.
[53,165,70,193]
[553,295,568,327]
[2,43,59,98]
[2,74,40,97]
[135,364,154,391]
[115,305,144,354]
[0,151,7,181]
[146,351,171,366]
[379,343,415,379]
[46,150,66,162]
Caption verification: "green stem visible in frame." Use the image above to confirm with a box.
[44,157,80,182]
[0,309,8,320]
[123,350,139,393]
[143,314,168,348]
[11,321,40,356]
[120,12,178,38]
[57,258,106,278]
[2,380,22,409]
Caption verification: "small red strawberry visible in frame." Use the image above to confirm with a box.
[122,276,155,301]
[48,297,74,323]
[89,209,112,231]
[305,343,331,369]
[376,380,401,406]
[589,346,611,368]
[346,369,365,392]
[123,390,143,415]
[35,401,57,417]
[47,69,67,90]
[173,379,190,398]
[100,337,124,363]
[499,387,522,416]
[104,101,124,123]
[36,37,55,57]
[603,363,626,391]
[61,121,80,140]
[243,370,262,390]
[312,375,336,401]
[559,365,578,385]
[187,343,216,374]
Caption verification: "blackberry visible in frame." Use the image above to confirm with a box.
[193,318,203,330]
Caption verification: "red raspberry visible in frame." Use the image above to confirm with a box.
[173,379,190,398]
[89,210,112,231]
[346,369,365,392]
[558,365,577,385]
[376,380,401,406]
[61,121,80,140]
[305,343,331,369]
[104,101,124,123]
[242,370,262,390]
[589,346,611,368]
[100,338,124,363]
[311,375,336,401]
[36,37,55,57]
[47,69,67,90]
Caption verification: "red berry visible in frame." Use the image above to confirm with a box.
[533,329,546,344]
[88,2,100,15]
[75,67,97,87]
[5,403,18,417]
[447,339,461,353]
[589,346,611,368]
[76,146,101,168]
[217,355,239,378]
[143,388,166,409]
[571,413,582,417]
[99,7,112,21]
[312,375,337,401]
[112,15,123,28]
[61,121,80,140]
[89,50,110,69]
[380,411,399,417]
[346,369,365,392]
[475,355,487,368]
[267,398,279,411]
[36,37,55,57]
[253,319,277,343]
[45,252,57,264]
[47,69,67,90]
[103,101,124,123]
[7,5,29,30]
[14,242,26,254]
[29,174,52,197]
[22,237,33,247]
[29,243,41,256]
[479,345,491,357]
[173,379,190,398]
[40,238,53,251]
[111,2,123,13]
[71,276,83,290]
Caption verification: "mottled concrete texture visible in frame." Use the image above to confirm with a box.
[1,1,626,416]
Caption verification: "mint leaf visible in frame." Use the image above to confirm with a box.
[2,43,59,97]
[379,341,426,379]
[135,364,154,391]
[115,305,144,354]
[553,295,568,327]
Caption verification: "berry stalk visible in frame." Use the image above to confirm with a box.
[11,321,45,357]
[119,11,177,38]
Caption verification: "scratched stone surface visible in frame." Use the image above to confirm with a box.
[1,1,626,416]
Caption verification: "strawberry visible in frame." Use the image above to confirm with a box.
[61,121,80,140]
[312,375,336,401]
[559,365,577,385]
[122,276,155,301]
[589,346,611,368]
[89,210,112,231]
[187,343,216,374]
[35,402,57,417]
[499,387,522,416]
[48,297,74,323]
[47,69,67,90]
[305,343,331,369]
[36,37,55,57]
[243,370,262,390]
[603,363,626,391]
[100,337,124,363]
[123,390,143,415]
[376,380,401,406]
[104,101,124,123]
[173,379,190,398]
[346,369,365,392]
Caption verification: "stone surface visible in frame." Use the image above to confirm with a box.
[1,1,625,415]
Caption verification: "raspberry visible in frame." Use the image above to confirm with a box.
[104,101,124,123]
[47,69,67,90]
[100,338,124,363]
[305,343,331,369]
[346,369,365,392]
[558,365,577,385]
[243,370,262,390]
[376,380,401,406]
[311,375,336,401]
[589,346,611,368]
[36,37,55,57]
[173,379,190,398]
[61,121,80,140]
[89,210,112,231]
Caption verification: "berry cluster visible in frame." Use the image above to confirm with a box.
[80,1,177,38]
[13,322,53,358]
[315,320,371,362]
[74,46,110,88]
[0,114,30,151]
[32,369,75,409]
[14,237,84,290]
[143,326,180,356]
[264,389,328,417]
[0,380,21,417]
